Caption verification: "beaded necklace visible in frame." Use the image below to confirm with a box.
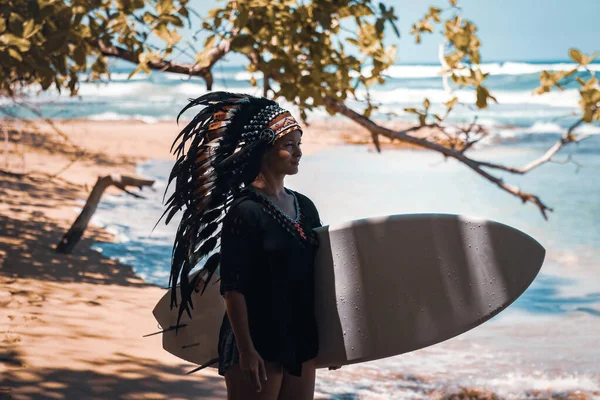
[245,186,308,242]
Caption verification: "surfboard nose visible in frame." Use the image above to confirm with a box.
[314,213,546,367]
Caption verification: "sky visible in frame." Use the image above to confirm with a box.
[178,0,600,65]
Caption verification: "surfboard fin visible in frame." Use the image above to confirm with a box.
[186,358,219,375]
[142,323,188,337]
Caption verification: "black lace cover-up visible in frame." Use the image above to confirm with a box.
[217,188,322,377]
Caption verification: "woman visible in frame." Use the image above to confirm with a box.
[163,92,339,400]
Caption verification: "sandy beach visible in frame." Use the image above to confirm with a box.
[1,117,434,399]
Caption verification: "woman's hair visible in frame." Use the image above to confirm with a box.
[158,91,302,328]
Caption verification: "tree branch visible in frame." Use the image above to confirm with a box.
[471,119,590,174]
[96,38,233,90]
[56,174,155,253]
[323,96,555,219]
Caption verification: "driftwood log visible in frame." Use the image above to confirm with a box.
[56,174,155,254]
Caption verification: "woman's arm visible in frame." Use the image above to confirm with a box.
[224,290,268,392]
[223,291,254,353]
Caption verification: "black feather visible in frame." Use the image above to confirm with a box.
[165,92,281,340]
[200,253,221,295]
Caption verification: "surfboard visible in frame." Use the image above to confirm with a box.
[152,214,545,369]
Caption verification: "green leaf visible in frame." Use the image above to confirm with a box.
[476,85,491,109]
[583,107,593,123]
[423,98,430,110]
[345,38,359,46]
[569,48,583,64]
[156,0,174,15]
[22,19,36,38]
[161,14,184,27]
[204,34,216,49]
[72,45,87,66]
[8,48,22,61]
[207,8,222,19]
[444,96,459,110]
[128,64,144,79]
[1,34,31,51]
[230,34,254,54]
[350,4,374,17]
[237,8,249,28]
[375,18,384,36]
[404,108,419,114]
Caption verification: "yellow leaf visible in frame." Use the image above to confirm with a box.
[476,85,489,109]
[404,108,419,114]
[532,86,550,95]
[423,98,430,110]
[449,0,457,5]
[8,48,22,61]
[204,34,216,49]
[22,19,36,38]
[128,64,144,79]
[569,48,583,64]
[582,107,593,123]
[444,96,458,110]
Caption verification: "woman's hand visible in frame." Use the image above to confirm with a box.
[239,347,268,392]
[328,365,342,370]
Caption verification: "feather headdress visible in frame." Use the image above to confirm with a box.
[158,91,302,332]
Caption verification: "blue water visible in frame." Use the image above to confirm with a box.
[92,136,600,318]
[4,60,600,135]
[90,139,600,396]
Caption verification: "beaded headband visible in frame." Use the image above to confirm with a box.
[241,104,302,145]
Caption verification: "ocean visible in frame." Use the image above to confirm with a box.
[4,60,600,136]
[58,60,599,398]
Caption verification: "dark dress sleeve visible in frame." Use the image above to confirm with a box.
[219,200,261,296]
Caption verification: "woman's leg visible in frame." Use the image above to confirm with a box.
[277,359,316,400]
[225,361,284,400]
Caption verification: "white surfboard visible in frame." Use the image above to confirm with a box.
[152,214,545,369]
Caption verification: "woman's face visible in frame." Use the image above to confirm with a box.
[261,129,303,176]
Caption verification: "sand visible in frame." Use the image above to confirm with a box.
[1,117,435,399]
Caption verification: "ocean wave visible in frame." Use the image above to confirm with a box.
[86,112,171,124]
[368,62,600,79]
[76,81,152,97]
[162,62,599,82]
[106,72,149,81]
[359,87,581,108]
[521,122,600,135]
